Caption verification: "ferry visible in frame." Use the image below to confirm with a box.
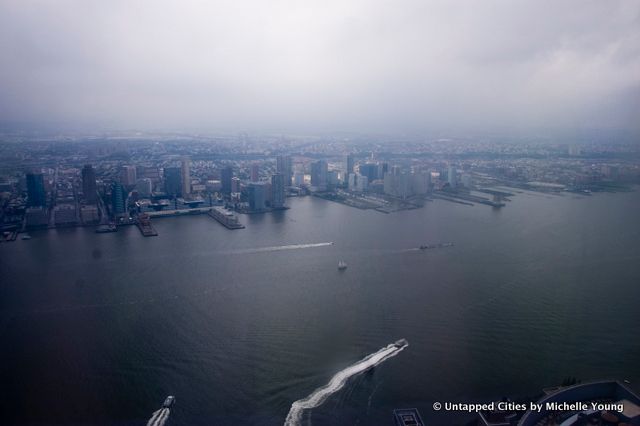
[338,260,348,270]
[162,395,175,408]
[419,242,454,250]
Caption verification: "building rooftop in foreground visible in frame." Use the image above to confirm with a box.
[393,408,425,426]
[518,380,640,426]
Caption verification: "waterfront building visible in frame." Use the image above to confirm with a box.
[221,166,233,195]
[53,204,78,227]
[26,172,46,207]
[25,206,49,228]
[276,155,292,186]
[271,173,285,208]
[80,205,100,224]
[181,157,191,196]
[310,160,328,188]
[327,170,339,187]
[378,162,389,179]
[164,167,182,197]
[359,163,378,182]
[348,173,357,191]
[293,171,305,186]
[111,182,127,217]
[384,172,395,196]
[345,154,355,175]
[136,178,153,197]
[248,182,267,211]
[82,165,97,205]
[384,168,412,198]
[448,165,457,189]
[411,170,430,195]
[356,174,368,192]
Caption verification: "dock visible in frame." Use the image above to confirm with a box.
[208,206,245,229]
[136,213,158,237]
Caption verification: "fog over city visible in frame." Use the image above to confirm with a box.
[1,0,639,134]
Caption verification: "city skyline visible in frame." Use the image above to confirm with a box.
[1,2,640,425]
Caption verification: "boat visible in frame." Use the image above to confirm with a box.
[393,338,408,349]
[338,260,348,270]
[162,395,175,408]
[95,223,117,233]
[419,242,454,250]
[21,234,32,240]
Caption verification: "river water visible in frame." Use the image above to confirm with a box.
[1,190,639,425]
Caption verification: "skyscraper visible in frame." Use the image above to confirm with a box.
[231,177,240,193]
[136,178,153,197]
[348,173,357,191]
[346,154,355,175]
[359,163,378,182]
[181,157,191,196]
[26,172,46,207]
[276,155,292,186]
[356,175,368,192]
[250,163,260,182]
[247,182,267,211]
[82,164,97,205]
[221,166,233,195]
[271,173,285,209]
[293,171,304,186]
[120,165,137,187]
[310,160,328,188]
[164,167,182,197]
[448,165,457,189]
[411,170,430,195]
[111,182,127,217]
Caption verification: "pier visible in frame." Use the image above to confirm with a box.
[136,213,158,237]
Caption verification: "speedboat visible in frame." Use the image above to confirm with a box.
[162,395,175,408]
[338,260,347,270]
[393,339,408,348]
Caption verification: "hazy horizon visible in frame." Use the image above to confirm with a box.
[1,0,639,136]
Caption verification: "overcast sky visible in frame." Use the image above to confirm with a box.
[0,0,639,135]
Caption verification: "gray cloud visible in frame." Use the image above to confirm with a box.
[0,0,639,135]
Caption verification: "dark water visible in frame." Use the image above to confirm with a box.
[1,190,639,425]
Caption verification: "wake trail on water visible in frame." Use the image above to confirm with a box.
[284,339,408,426]
[228,242,333,254]
[146,408,170,426]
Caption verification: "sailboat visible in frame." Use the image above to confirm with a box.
[338,260,348,270]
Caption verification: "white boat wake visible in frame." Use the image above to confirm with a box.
[284,339,408,426]
[230,242,333,254]
[147,408,170,426]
